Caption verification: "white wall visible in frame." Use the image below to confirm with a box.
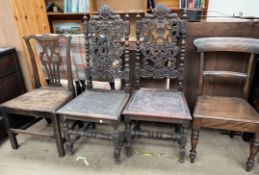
[208,0,259,18]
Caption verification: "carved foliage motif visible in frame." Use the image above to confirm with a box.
[137,4,185,79]
[86,5,130,82]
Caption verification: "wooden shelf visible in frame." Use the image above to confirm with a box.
[47,12,86,16]
[47,12,87,20]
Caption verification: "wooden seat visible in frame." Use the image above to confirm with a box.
[56,5,130,164]
[122,4,191,163]
[2,87,72,113]
[195,96,259,123]
[57,90,129,120]
[124,89,191,121]
[190,37,259,172]
[0,34,74,157]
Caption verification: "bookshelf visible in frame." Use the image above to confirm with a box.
[44,0,209,37]
[148,0,209,19]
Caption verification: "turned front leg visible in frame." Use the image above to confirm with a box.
[112,122,124,164]
[124,117,133,157]
[246,126,259,172]
[178,124,187,163]
[190,119,201,163]
[62,117,74,155]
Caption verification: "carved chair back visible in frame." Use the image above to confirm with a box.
[23,34,74,92]
[84,5,130,92]
[135,4,186,91]
[194,37,259,99]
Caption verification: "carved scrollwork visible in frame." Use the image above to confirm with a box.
[136,4,186,81]
[85,5,130,83]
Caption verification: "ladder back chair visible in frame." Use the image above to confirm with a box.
[0,34,74,157]
[122,4,191,162]
[190,37,259,171]
[56,5,130,163]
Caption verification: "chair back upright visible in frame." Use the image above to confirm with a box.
[23,34,74,92]
[194,37,259,99]
[135,4,186,91]
[84,5,130,92]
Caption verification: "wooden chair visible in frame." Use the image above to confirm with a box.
[56,5,130,163]
[190,37,259,171]
[122,4,191,162]
[0,34,74,157]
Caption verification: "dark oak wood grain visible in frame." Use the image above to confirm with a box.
[123,88,191,120]
[184,22,259,112]
[0,48,26,140]
[57,5,130,164]
[57,90,129,120]
[123,4,190,163]
[190,37,259,172]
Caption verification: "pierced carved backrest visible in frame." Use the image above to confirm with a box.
[23,34,74,91]
[135,4,186,90]
[84,5,130,92]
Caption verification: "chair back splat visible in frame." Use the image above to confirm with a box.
[83,5,130,92]
[23,34,74,92]
[135,4,186,90]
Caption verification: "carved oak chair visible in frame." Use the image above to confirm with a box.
[0,34,74,156]
[122,4,191,162]
[190,37,259,171]
[56,5,130,163]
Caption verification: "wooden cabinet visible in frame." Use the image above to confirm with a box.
[0,47,26,139]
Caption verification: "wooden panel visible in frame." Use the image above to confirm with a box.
[194,96,259,123]
[0,53,17,78]
[184,22,259,111]
[201,118,257,133]
[202,52,248,96]
[11,0,49,87]
[0,74,24,103]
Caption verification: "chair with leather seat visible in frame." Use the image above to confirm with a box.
[56,5,130,163]
[122,4,191,163]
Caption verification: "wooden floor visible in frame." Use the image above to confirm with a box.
[0,119,258,175]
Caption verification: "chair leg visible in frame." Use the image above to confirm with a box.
[113,127,123,164]
[246,137,259,171]
[190,119,201,163]
[62,118,74,155]
[125,119,133,157]
[52,114,65,157]
[2,111,19,149]
[178,124,187,163]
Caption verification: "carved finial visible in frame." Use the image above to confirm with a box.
[125,13,130,18]
[93,4,120,20]
[153,4,171,18]
[98,4,112,18]
[83,15,88,21]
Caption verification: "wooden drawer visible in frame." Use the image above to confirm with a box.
[0,73,24,103]
[0,52,18,79]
